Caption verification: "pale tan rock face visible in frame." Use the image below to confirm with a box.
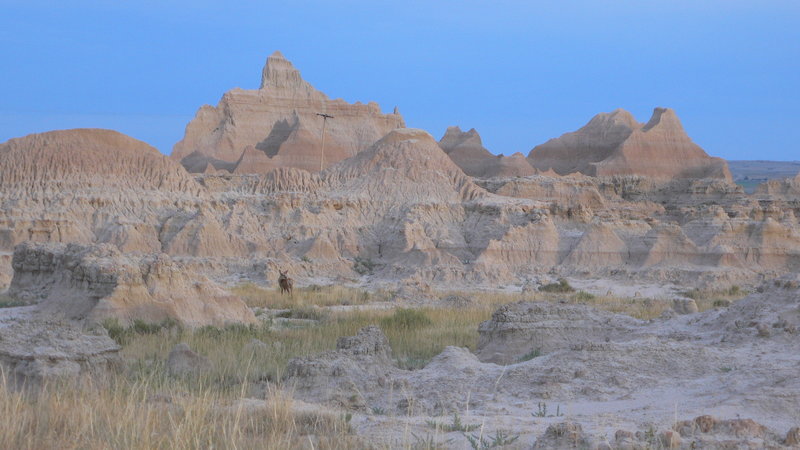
[438,126,536,178]
[528,108,732,181]
[172,51,405,173]
[8,242,256,328]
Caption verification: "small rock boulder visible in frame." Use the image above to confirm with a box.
[167,343,211,376]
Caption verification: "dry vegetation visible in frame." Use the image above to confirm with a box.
[231,283,391,309]
[0,283,749,448]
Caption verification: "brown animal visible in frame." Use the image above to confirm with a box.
[278,270,293,296]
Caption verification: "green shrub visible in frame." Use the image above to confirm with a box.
[540,278,575,293]
[574,290,595,301]
[353,257,376,275]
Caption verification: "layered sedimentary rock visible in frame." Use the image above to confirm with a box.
[8,242,255,327]
[528,108,732,180]
[172,51,405,173]
[0,124,799,295]
[755,171,800,197]
[0,128,203,193]
[438,126,536,178]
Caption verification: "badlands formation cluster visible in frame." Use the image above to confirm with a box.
[1,51,799,447]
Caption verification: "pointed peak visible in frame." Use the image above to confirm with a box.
[259,51,322,98]
[642,107,684,132]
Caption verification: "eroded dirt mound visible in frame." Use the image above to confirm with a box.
[0,128,203,194]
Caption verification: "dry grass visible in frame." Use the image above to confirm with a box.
[0,373,357,450]
[231,283,390,309]
[0,283,746,447]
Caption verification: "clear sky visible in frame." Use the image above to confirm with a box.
[1,1,798,160]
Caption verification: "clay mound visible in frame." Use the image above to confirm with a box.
[563,222,628,268]
[8,242,256,328]
[326,128,486,203]
[0,129,203,194]
[475,301,643,364]
[528,108,732,181]
[172,51,405,173]
[438,126,536,178]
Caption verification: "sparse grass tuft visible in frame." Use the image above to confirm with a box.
[380,308,432,330]
[426,413,480,432]
[517,348,541,362]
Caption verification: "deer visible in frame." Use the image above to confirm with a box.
[278,270,293,296]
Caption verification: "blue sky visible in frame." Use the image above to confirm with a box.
[1,1,798,160]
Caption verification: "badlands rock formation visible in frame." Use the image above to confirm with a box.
[284,282,800,447]
[8,242,255,327]
[172,51,405,173]
[528,108,733,180]
[438,126,536,178]
[0,125,798,296]
[755,171,800,197]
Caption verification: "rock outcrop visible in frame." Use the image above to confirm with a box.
[0,316,122,390]
[528,107,733,181]
[475,301,643,364]
[438,126,536,178]
[172,51,405,173]
[8,242,256,327]
[755,171,800,197]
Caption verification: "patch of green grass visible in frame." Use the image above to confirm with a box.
[574,290,595,301]
[380,308,432,330]
[102,318,182,346]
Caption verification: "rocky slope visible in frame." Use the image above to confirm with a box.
[172,51,405,173]
[528,108,733,180]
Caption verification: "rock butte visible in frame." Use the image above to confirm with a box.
[172,51,405,174]
[528,107,733,180]
[438,126,537,178]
